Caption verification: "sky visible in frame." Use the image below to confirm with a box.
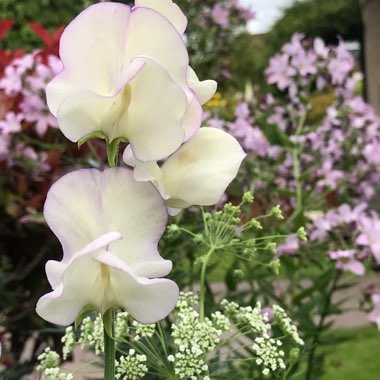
[239,0,294,34]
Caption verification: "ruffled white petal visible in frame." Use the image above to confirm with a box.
[45,232,122,289]
[47,2,131,115]
[95,251,179,323]
[122,58,187,161]
[159,128,246,208]
[43,168,171,277]
[54,58,144,142]
[182,89,202,141]
[127,7,189,87]
[135,0,187,34]
[188,67,217,105]
[37,248,178,325]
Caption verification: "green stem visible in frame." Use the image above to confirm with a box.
[199,246,216,321]
[103,309,115,380]
[305,271,341,380]
[290,110,307,220]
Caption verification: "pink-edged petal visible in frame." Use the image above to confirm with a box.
[160,128,246,208]
[123,146,162,182]
[135,0,187,34]
[36,253,102,326]
[127,7,188,87]
[123,58,187,161]
[55,59,145,142]
[43,168,171,276]
[46,3,132,115]
[45,232,122,289]
[58,3,130,94]
[95,251,179,323]
[188,67,217,105]
[122,145,138,167]
[182,89,202,141]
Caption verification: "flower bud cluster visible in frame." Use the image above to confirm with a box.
[115,350,148,380]
[169,292,229,379]
[253,335,286,375]
[37,348,73,380]
[273,305,305,345]
[61,326,75,360]
[132,321,156,341]
[78,315,104,355]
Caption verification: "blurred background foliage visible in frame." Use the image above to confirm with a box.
[1,0,363,92]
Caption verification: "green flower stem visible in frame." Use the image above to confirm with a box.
[290,110,307,220]
[103,308,115,380]
[199,246,216,321]
[305,270,341,380]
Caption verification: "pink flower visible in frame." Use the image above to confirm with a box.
[211,4,230,29]
[328,250,365,276]
[0,112,23,134]
[0,65,23,95]
[356,214,380,264]
[277,234,299,255]
[291,51,317,77]
[266,54,296,90]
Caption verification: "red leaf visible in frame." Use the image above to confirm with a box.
[0,20,14,40]
[27,22,54,46]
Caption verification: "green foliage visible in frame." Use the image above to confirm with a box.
[0,0,133,50]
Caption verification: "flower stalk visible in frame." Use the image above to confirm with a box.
[103,308,116,380]
[199,246,216,321]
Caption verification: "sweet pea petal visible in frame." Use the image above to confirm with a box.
[95,251,179,323]
[182,89,202,141]
[44,168,171,277]
[188,67,217,105]
[36,252,102,326]
[127,7,189,87]
[160,128,246,208]
[54,58,145,141]
[135,0,187,34]
[47,2,131,114]
[45,232,122,289]
[122,58,187,161]
[37,248,178,325]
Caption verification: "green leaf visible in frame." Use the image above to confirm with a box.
[78,130,108,148]
[102,308,114,339]
[74,304,97,330]
[107,137,128,167]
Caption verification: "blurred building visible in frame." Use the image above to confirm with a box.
[363,0,380,114]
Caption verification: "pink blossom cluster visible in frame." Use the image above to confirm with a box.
[210,0,255,29]
[205,34,380,207]
[309,203,380,275]
[0,51,62,165]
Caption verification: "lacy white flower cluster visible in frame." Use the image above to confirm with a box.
[37,348,73,380]
[272,305,305,346]
[221,299,304,376]
[169,292,229,379]
[48,292,303,379]
[115,350,148,380]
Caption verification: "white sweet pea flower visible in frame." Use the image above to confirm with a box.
[132,1,217,140]
[123,127,246,210]
[46,2,191,162]
[135,0,188,35]
[36,168,178,326]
